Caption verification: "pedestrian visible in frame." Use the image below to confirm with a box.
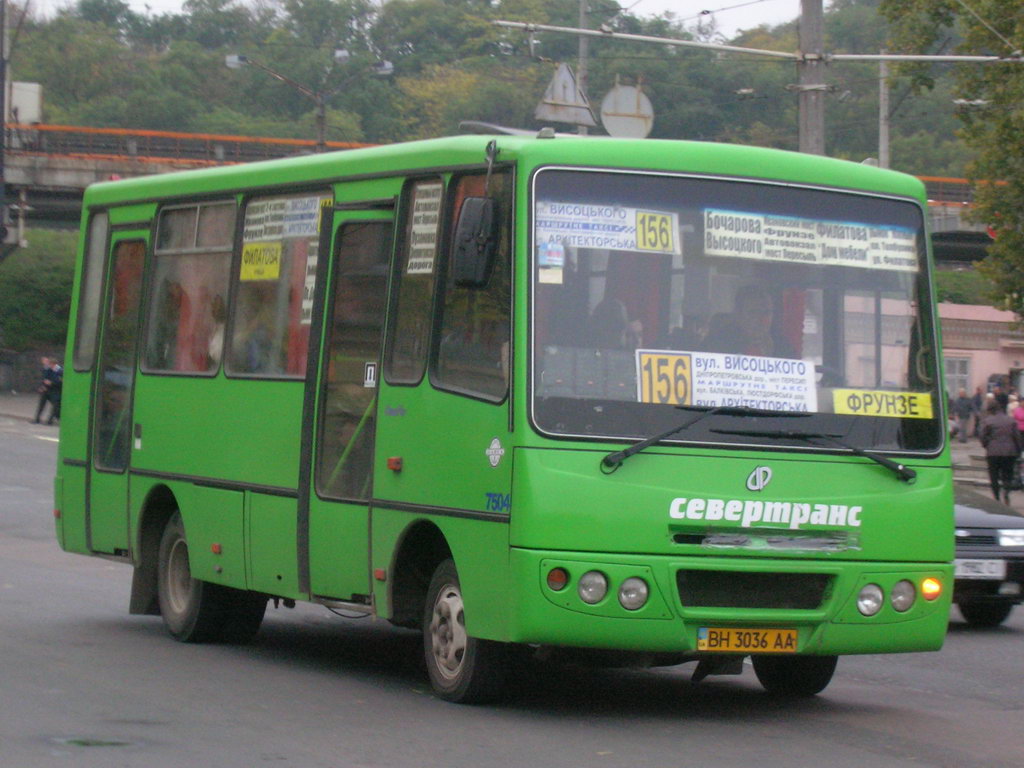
[951,388,974,444]
[992,384,1009,413]
[980,399,1023,504]
[32,356,62,425]
[971,385,984,436]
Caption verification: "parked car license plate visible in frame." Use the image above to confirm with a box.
[697,627,797,653]
[954,558,1007,579]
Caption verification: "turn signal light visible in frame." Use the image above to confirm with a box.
[546,567,569,591]
[921,577,942,601]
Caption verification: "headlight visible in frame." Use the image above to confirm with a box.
[890,580,915,612]
[618,577,649,610]
[998,529,1024,547]
[857,583,884,616]
[578,571,608,604]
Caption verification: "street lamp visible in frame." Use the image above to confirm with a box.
[225,51,392,153]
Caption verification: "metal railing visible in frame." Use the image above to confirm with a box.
[3,123,372,166]
[0,124,983,208]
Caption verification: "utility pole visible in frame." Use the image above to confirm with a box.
[798,0,826,155]
[878,54,891,168]
[1,0,7,230]
[496,13,1018,156]
[577,0,589,136]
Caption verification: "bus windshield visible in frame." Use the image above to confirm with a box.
[531,168,942,453]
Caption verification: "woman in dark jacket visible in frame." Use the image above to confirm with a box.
[980,399,1024,503]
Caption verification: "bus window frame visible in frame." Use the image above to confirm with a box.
[139,199,238,379]
[525,165,944,456]
[73,210,111,372]
[428,168,513,406]
[314,216,395,503]
[383,175,446,388]
[223,186,333,382]
[92,232,149,475]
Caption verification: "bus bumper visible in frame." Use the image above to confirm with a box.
[505,548,952,655]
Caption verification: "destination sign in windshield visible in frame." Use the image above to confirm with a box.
[703,209,919,273]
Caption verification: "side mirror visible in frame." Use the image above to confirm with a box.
[451,196,498,288]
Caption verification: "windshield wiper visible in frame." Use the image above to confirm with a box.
[709,427,917,483]
[600,405,810,473]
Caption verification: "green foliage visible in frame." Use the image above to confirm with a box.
[0,0,977,165]
[934,268,994,304]
[881,0,1024,316]
[0,231,79,351]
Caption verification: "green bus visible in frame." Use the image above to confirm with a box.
[55,131,953,702]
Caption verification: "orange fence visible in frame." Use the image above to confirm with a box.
[3,123,372,166]
[918,176,974,205]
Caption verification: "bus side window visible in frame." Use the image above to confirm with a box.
[433,171,511,401]
[384,178,444,385]
[73,212,110,371]
[227,191,331,378]
[143,202,234,374]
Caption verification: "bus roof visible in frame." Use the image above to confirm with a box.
[83,133,926,209]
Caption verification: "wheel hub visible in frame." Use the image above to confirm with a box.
[429,584,468,680]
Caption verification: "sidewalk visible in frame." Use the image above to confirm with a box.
[0,391,50,423]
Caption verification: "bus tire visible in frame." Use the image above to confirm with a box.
[422,559,508,703]
[958,601,1013,627]
[156,512,266,643]
[752,654,838,697]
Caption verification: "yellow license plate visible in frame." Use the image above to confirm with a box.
[697,627,798,653]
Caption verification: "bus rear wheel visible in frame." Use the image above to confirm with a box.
[752,654,838,697]
[156,512,266,643]
[423,559,508,703]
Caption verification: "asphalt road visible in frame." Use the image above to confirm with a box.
[2,414,1022,768]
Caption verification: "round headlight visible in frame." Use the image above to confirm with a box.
[578,571,608,605]
[857,583,884,616]
[890,580,915,612]
[618,577,649,610]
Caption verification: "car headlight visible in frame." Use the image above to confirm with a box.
[578,571,608,604]
[998,529,1024,547]
[890,580,916,612]
[857,583,884,616]
[617,577,649,610]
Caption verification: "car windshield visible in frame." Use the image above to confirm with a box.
[530,168,942,453]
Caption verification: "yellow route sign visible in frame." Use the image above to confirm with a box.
[638,351,692,405]
[240,241,282,281]
[833,389,933,419]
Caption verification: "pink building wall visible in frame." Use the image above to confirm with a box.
[939,303,1024,394]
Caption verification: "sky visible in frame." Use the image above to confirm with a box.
[616,0,801,37]
[33,0,804,40]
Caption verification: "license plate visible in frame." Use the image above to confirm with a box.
[954,558,1007,580]
[697,627,797,653]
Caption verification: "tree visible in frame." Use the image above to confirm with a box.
[0,230,78,351]
[880,0,1024,313]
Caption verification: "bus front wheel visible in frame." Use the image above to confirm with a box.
[752,654,838,697]
[422,559,508,703]
[156,512,266,643]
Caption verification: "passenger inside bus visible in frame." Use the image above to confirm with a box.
[702,284,798,359]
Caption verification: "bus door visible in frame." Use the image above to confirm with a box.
[88,230,148,554]
[304,207,394,601]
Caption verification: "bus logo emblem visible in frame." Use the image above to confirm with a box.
[486,438,505,468]
[746,466,773,492]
